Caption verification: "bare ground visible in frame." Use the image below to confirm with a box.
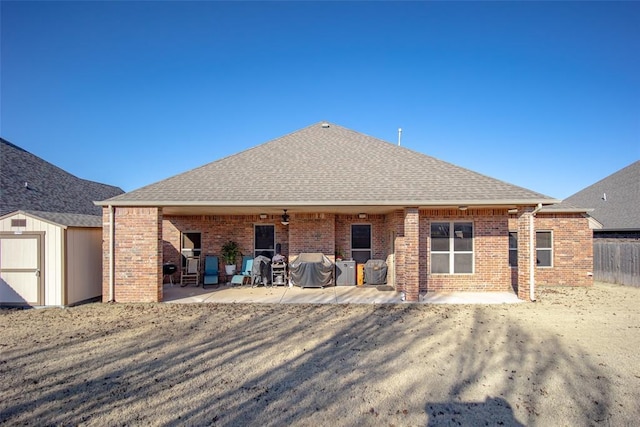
[1,282,639,426]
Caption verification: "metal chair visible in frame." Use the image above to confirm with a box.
[230,258,253,286]
[203,255,219,288]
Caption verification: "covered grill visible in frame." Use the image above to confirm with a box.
[290,253,334,288]
[251,255,272,286]
[364,259,387,285]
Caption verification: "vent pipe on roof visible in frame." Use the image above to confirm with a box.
[398,128,402,146]
[321,122,330,128]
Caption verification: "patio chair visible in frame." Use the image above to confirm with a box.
[180,256,200,287]
[203,255,219,288]
[230,257,253,286]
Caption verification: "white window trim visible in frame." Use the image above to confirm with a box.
[536,230,553,268]
[430,221,474,275]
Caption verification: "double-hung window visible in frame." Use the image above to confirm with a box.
[509,231,518,267]
[430,222,474,274]
[536,231,553,267]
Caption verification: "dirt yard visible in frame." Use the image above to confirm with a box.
[1,282,639,426]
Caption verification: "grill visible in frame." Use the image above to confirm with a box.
[163,263,177,285]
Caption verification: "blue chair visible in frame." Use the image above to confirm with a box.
[203,255,219,288]
[231,257,253,286]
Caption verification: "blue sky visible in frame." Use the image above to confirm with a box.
[2,1,638,199]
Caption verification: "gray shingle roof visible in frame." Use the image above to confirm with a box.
[1,138,124,216]
[100,122,557,209]
[562,160,640,231]
[0,210,103,228]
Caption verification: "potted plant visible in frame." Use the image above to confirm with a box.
[221,240,241,275]
[335,248,344,261]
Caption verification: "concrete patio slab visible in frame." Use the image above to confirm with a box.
[422,291,523,304]
[163,283,522,305]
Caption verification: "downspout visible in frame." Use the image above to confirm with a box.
[109,205,115,302]
[529,203,543,301]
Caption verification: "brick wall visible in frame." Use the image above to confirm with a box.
[163,214,289,273]
[404,208,420,301]
[103,207,592,303]
[103,207,162,303]
[516,206,534,300]
[289,213,335,257]
[334,213,388,261]
[508,210,593,300]
[422,209,512,293]
[509,213,593,287]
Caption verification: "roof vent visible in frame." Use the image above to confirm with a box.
[321,122,330,128]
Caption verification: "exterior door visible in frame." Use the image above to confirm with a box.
[254,225,275,258]
[0,234,42,305]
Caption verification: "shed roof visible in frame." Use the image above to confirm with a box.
[561,160,640,231]
[99,122,558,214]
[0,138,124,217]
[1,210,102,228]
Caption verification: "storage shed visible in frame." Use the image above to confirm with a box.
[0,210,104,307]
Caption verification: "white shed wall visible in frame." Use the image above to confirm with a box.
[66,228,103,304]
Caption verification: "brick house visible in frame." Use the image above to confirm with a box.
[97,122,595,303]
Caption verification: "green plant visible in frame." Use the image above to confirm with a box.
[221,240,241,265]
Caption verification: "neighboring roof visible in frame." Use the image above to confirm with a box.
[0,138,124,217]
[99,122,557,214]
[561,160,640,231]
[0,210,102,228]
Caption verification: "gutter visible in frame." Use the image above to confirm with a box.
[529,203,543,301]
[109,205,115,302]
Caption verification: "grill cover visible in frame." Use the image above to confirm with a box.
[364,259,387,285]
[252,255,272,286]
[290,253,334,288]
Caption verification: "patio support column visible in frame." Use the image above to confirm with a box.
[403,207,420,302]
[110,207,163,303]
[516,206,534,301]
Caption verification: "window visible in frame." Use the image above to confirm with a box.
[351,224,371,264]
[536,231,553,267]
[430,222,473,274]
[254,225,275,258]
[509,231,518,267]
[181,232,201,266]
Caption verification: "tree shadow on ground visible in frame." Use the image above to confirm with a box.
[0,302,615,425]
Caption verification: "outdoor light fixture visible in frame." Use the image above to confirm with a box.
[358,213,367,219]
[281,209,290,226]
[458,206,468,211]
[259,213,267,219]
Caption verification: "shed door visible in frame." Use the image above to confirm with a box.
[0,235,42,305]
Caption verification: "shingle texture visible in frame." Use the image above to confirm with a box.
[562,160,640,231]
[2,210,104,228]
[103,122,554,206]
[1,138,123,216]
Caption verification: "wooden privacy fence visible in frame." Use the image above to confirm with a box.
[594,239,640,286]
